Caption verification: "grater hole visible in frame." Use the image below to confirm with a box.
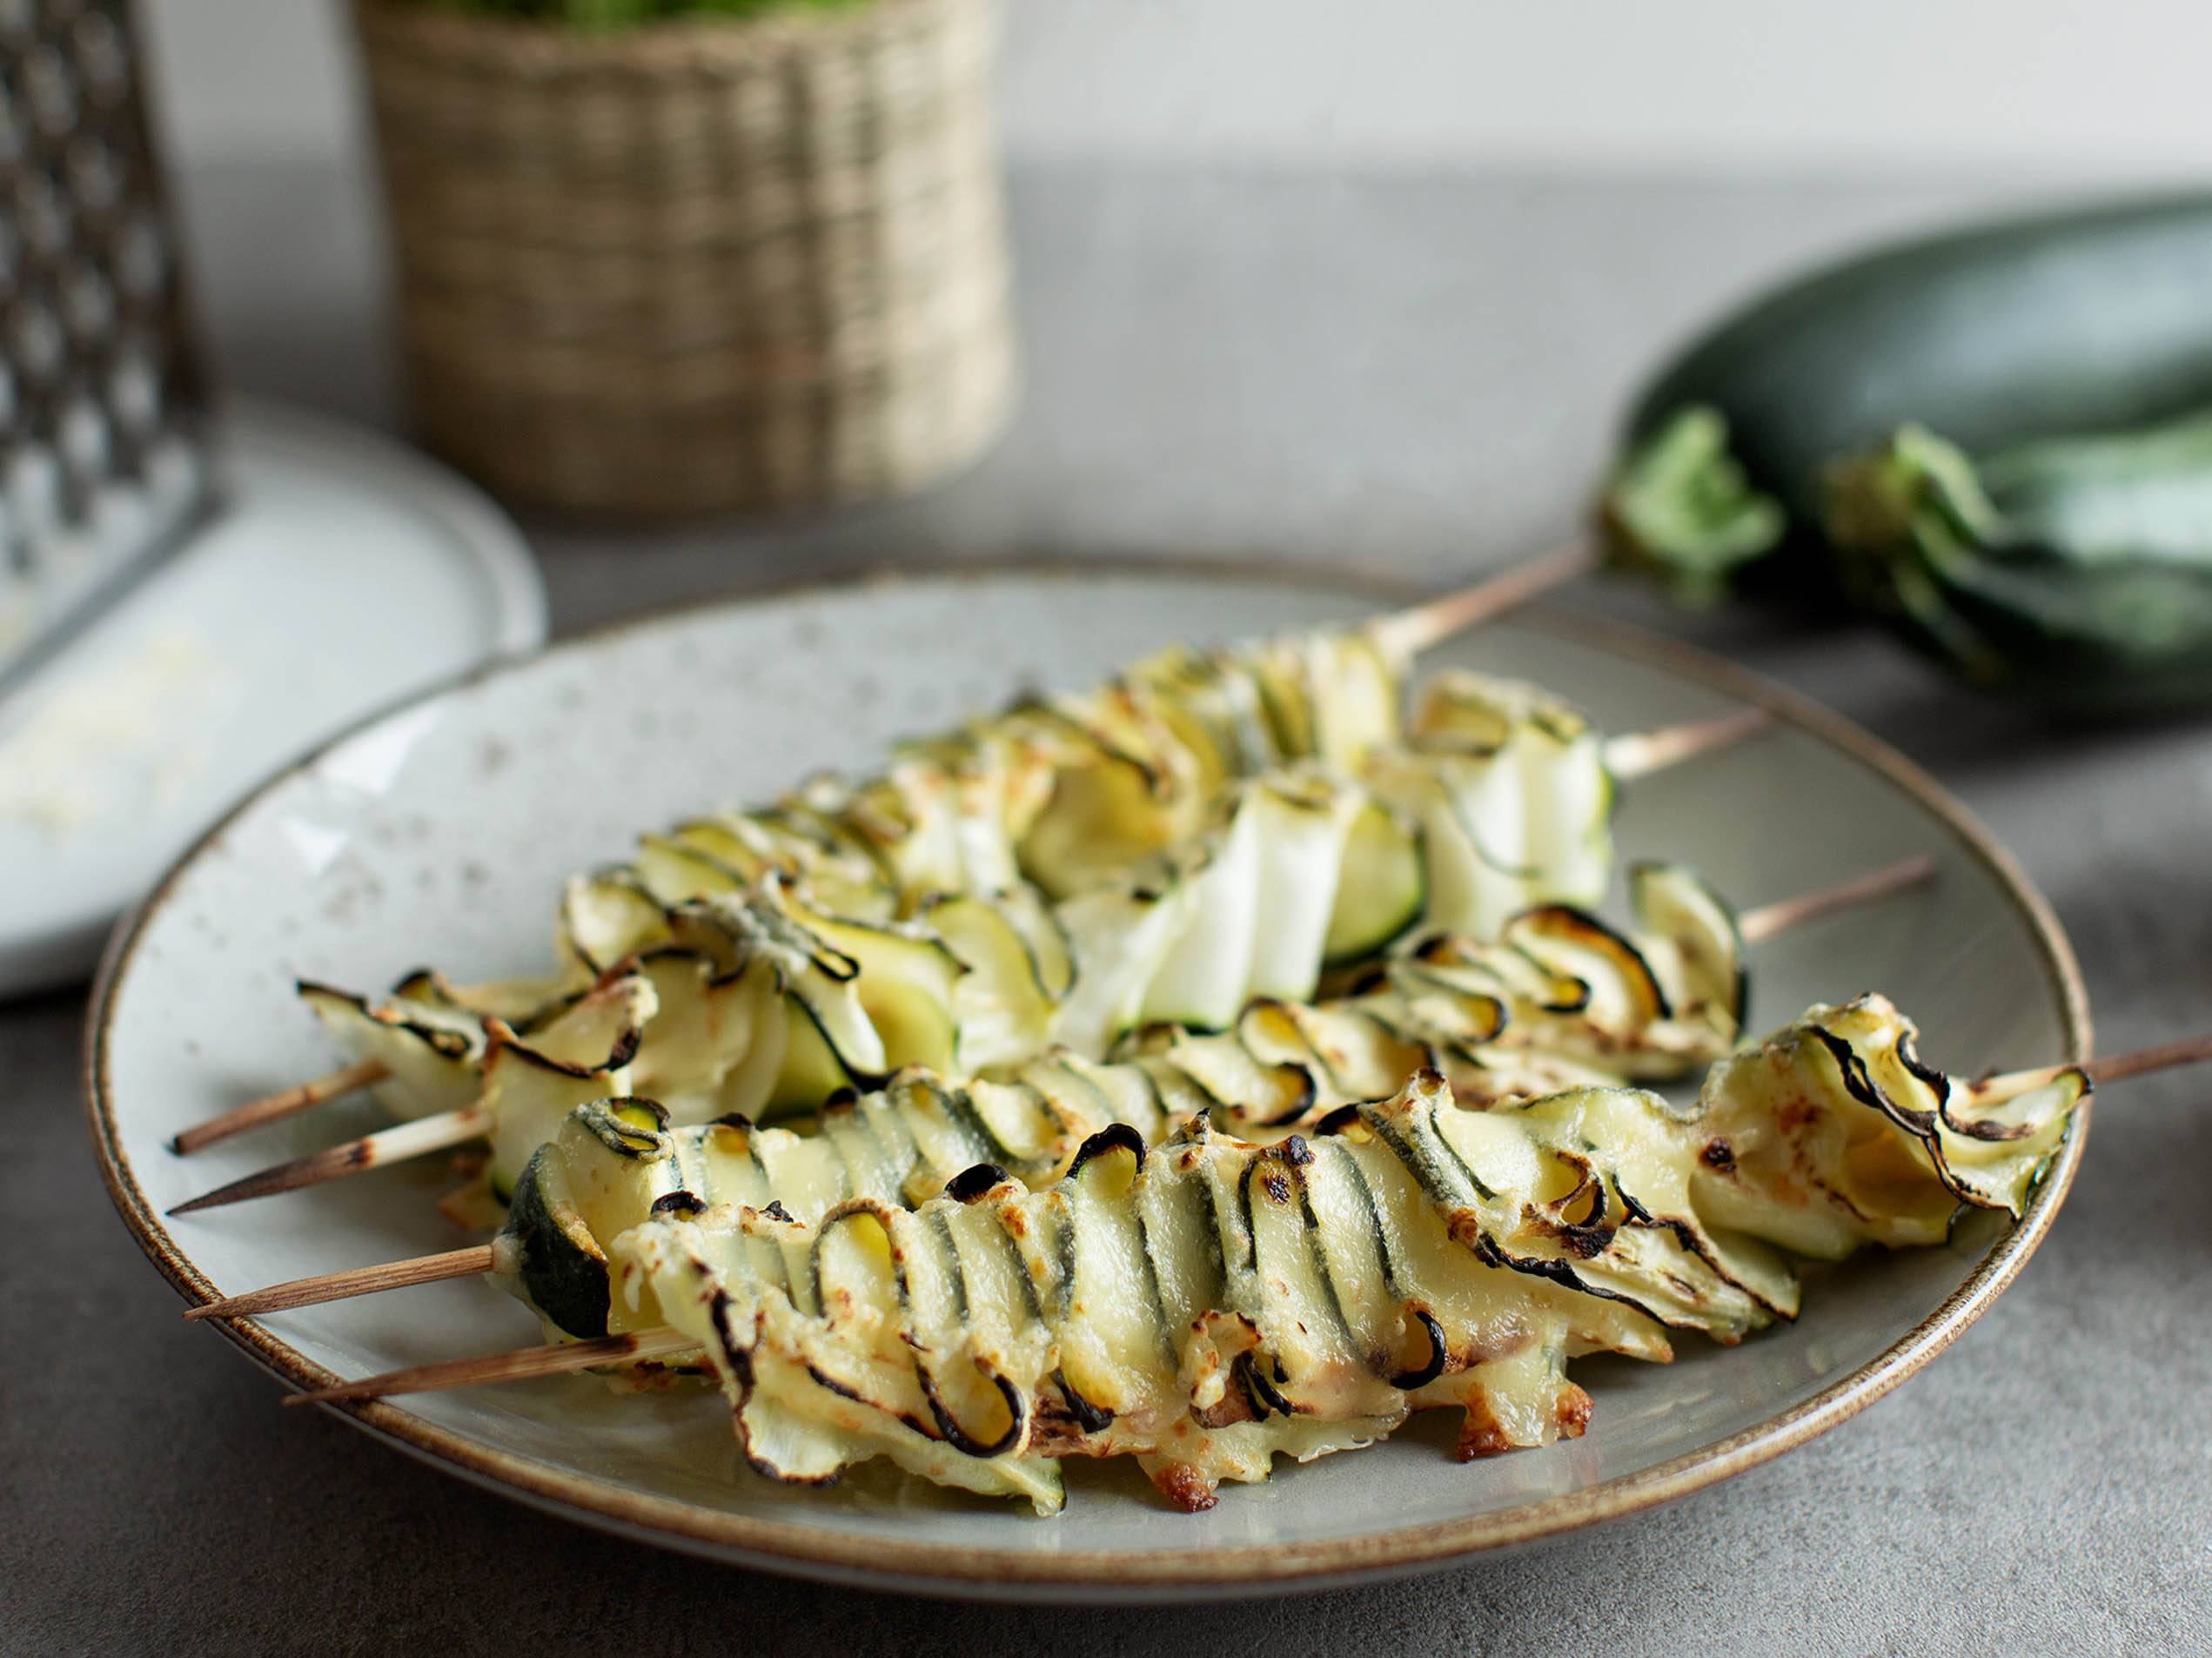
[111,211,164,297]
[59,391,110,480]
[61,266,112,340]
[70,10,125,100]
[10,301,65,386]
[23,44,77,139]
[105,346,156,433]
[15,171,69,258]
[64,133,119,215]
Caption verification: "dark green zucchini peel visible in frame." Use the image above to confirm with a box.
[1600,194,2212,714]
[1820,414,2212,714]
[501,1144,614,1340]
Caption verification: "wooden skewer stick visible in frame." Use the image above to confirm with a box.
[171,1060,390,1157]
[283,1327,700,1406]
[1368,543,1600,661]
[184,1245,497,1322]
[1980,1033,2212,1096]
[167,1104,492,1218]
[1738,856,1937,947]
[1604,707,1773,782]
[2082,1034,2212,1085]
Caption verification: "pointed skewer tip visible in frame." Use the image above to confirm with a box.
[183,1245,499,1321]
[170,1059,391,1156]
[167,1104,490,1217]
[280,1328,698,1406]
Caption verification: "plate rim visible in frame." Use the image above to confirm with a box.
[81,555,2092,1598]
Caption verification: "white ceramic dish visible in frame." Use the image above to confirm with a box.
[0,399,544,996]
[86,563,2088,1601]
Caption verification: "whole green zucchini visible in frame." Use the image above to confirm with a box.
[1605,193,2212,713]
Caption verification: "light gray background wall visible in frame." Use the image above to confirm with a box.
[144,0,2212,179]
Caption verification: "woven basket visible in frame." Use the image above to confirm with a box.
[352,0,1015,518]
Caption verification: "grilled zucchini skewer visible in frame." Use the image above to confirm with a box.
[170,681,1774,1213]
[286,994,2101,1514]
[187,857,1928,1323]
[175,659,1762,1158]
[169,616,1412,1161]
[172,849,1900,1218]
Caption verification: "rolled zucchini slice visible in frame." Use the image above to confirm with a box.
[1692,992,2085,1254]
[558,868,672,977]
[497,1099,674,1341]
[1016,626,1407,900]
[484,973,654,1196]
[1626,861,1747,1035]
[298,981,484,1124]
[1134,799,1266,1032]
[1364,671,1612,943]
[924,891,1059,1072]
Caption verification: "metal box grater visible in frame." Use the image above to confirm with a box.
[0,0,214,701]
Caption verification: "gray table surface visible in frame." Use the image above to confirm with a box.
[10,158,2212,1657]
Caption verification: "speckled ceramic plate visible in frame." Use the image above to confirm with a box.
[85,563,2088,1602]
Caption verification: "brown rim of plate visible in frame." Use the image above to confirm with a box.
[82,554,2092,1601]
